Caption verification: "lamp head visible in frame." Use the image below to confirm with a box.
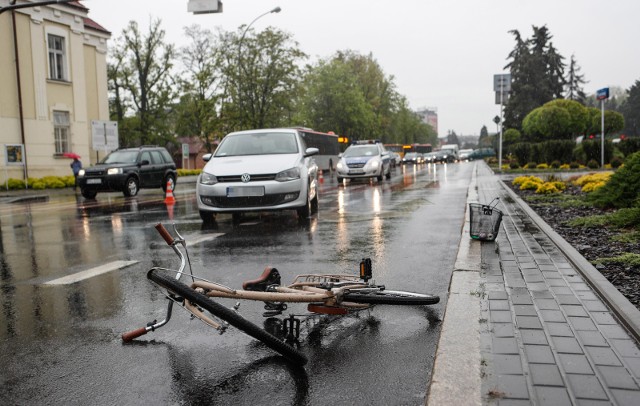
[271,6,281,13]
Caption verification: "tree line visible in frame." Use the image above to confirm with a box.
[107,19,437,152]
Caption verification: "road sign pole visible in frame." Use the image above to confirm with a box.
[499,87,503,172]
[601,99,605,168]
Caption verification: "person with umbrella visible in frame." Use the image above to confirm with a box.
[68,154,82,190]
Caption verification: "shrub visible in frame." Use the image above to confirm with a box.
[587,159,600,169]
[513,175,543,187]
[550,160,561,169]
[4,178,26,190]
[525,161,537,169]
[31,181,45,190]
[41,176,66,189]
[611,156,623,169]
[588,151,640,208]
[536,163,549,170]
[535,182,561,194]
[560,163,571,170]
[509,161,520,169]
[569,161,580,169]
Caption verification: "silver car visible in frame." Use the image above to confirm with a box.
[196,129,319,223]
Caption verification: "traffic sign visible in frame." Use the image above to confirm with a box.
[596,87,609,101]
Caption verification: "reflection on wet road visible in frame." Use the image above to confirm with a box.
[0,162,474,404]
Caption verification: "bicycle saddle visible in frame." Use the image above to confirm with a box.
[242,267,281,291]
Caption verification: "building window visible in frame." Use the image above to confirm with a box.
[48,34,66,80]
[53,111,70,154]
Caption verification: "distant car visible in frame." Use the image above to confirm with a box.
[336,142,391,183]
[469,148,496,160]
[402,152,423,165]
[458,149,474,161]
[422,152,437,163]
[78,146,177,199]
[196,128,320,224]
[433,149,456,164]
[390,152,402,168]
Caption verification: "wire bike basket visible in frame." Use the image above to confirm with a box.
[469,198,503,241]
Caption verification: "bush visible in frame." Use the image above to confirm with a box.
[550,160,561,169]
[536,163,549,170]
[535,182,561,194]
[587,159,600,169]
[3,178,26,190]
[588,151,640,208]
[509,161,520,169]
[611,156,623,169]
[569,161,580,169]
[524,161,537,169]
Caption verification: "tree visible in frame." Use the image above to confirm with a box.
[621,80,640,137]
[174,25,225,153]
[108,19,177,147]
[565,54,587,103]
[223,26,306,130]
[503,25,567,131]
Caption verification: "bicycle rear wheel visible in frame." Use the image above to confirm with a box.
[148,270,307,365]
[343,289,439,305]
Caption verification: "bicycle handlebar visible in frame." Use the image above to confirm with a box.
[121,327,148,342]
[155,223,174,245]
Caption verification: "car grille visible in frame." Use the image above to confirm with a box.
[201,192,299,208]
[346,163,365,169]
[217,174,276,182]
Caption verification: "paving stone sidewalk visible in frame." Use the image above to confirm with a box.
[476,163,640,405]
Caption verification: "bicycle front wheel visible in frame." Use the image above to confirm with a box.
[343,289,439,305]
[148,270,308,365]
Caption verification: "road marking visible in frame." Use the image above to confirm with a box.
[186,233,224,246]
[45,260,138,285]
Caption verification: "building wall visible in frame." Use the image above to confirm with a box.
[0,2,110,184]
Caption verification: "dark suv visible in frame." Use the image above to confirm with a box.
[78,146,177,199]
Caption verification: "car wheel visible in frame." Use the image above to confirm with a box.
[337,176,343,183]
[199,210,216,224]
[311,190,319,214]
[162,174,176,192]
[81,188,97,199]
[123,177,139,197]
[385,165,391,179]
[377,171,383,182]
[297,186,312,219]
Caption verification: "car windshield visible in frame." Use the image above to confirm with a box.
[214,132,299,157]
[101,150,139,164]
[405,153,418,158]
[343,145,379,157]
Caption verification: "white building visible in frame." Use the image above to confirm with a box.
[0,1,110,184]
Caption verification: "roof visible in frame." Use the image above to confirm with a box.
[62,1,111,35]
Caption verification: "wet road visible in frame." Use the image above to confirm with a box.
[0,162,473,405]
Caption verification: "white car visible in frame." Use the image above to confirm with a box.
[196,128,319,223]
[458,149,474,161]
[336,142,391,183]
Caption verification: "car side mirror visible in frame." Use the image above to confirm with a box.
[203,153,212,162]
[304,147,319,157]
[140,159,150,166]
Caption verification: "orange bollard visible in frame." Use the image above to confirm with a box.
[318,170,324,184]
[166,202,175,221]
[164,180,176,204]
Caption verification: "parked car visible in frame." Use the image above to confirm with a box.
[336,142,391,183]
[402,152,423,165]
[432,149,456,163]
[196,128,319,224]
[78,146,177,199]
[458,149,474,161]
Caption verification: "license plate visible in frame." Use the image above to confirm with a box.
[349,170,364,174]
[227,186,264,197]
[87,179,102,184]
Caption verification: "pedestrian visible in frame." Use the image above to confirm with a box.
[70,157,82,190]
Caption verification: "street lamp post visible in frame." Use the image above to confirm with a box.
[235,6,281,128]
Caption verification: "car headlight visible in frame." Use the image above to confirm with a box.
[336,161,344,170]
[107,168,122,175]
[366,159,380,170]
[276,167,300,182]
[78,169,85,177]
[199,172,218,185]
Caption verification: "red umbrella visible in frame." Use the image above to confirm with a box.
[63,152,81,159]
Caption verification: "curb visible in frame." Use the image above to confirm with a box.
[427,162,483,405]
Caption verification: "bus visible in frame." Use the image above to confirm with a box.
[403,143,433,154]
[297,128,341,172]
[384,144,405,157]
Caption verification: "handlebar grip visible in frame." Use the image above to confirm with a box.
[121,327,148,342]
[155,223,174,245]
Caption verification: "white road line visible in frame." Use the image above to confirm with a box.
[186,233,224,246]
[45,260,138,285]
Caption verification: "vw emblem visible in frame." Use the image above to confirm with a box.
[241,173,251,183]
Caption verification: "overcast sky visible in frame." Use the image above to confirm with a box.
[86,0,640,137]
